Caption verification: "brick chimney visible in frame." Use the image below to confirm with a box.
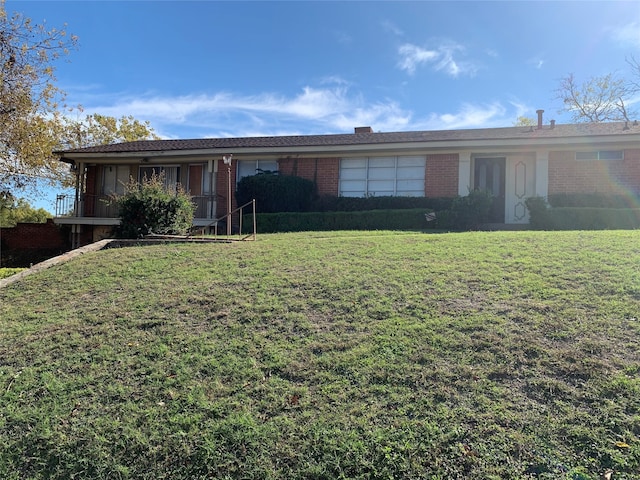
[536,109,544,130]
[354,126,373,134]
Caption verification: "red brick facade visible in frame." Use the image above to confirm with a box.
[425,154,459,197]
[278,157,340,196]
[548,149,640,195]
[1,219,68,250]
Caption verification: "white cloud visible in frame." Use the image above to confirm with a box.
[381,20,404,37]
[72,85,413,138]
[611,21,640,48]
[397,42,477,77]
[413,102,509,130]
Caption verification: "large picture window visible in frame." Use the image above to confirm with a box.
[575,150,624,161]
[237,160,278,183]
[339,156,426,197]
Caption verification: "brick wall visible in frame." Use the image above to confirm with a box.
[278,157,340,195]
[549,149,640,195]
[425,154,459,197]
[0,219,68,250]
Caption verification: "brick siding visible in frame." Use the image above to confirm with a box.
[0,219,68,250]
[549,149,640,195]
[278,157,340,196]
[425,154,459,197]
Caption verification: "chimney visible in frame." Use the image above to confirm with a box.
[354,126,373,134]
[536,109,544,130]
[550,119,555,129]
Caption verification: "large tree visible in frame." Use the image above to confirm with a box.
[61,112,160,149]
[0,0,77,194]
[557,57,640,123]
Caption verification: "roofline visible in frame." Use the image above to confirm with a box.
[57,133,640,161]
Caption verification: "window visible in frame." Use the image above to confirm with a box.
[339,156,426,197]
[139,166,180,190]
[576,150,624,161]
[102,165,130,195]
[237,159,278,182]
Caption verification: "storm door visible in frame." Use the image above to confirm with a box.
[474,157,506,223]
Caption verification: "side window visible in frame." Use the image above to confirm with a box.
[102,165,129,195]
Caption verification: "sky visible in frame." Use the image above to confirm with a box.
[6,0,640,210]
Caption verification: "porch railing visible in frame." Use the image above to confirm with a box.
[55,193,218,220]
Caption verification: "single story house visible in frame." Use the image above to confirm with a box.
[54,111,640,245]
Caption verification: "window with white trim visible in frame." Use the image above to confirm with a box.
[102,165,129,195]
[339,156,426,197]
[576,150,624,161]
[139,165,180,191]
[237,160,278,183]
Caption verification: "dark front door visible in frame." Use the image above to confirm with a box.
[474,157,506,222]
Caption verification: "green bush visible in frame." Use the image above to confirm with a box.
[115,173,195,238]
[548,193,639,208]
[541,208,640,230]
[312,195,455,212]
[526,196,640,229]
[525,196,552,229]
[437,190,493,231]
[243,208,433,233]
[236,173,315,213]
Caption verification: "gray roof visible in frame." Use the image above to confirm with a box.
[57,121,640,155]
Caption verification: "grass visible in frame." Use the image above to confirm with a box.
[0,268,26,279]
[1,230,639,479]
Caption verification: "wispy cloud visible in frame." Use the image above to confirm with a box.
[397,42,477,77]
[527,55,545,69]
[381,20,404,37]
[66,82,524,138]
[415,102,508,130]
[610,21,640,48]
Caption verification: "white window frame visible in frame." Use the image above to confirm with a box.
[102,165,130,196]
[339,156,426,197]
[575,150,624,161]
[139,165,181,191]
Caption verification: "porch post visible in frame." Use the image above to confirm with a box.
[458,152,471,196]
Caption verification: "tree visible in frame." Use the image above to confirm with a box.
[62,113,160,149]
[0,0,78,194]
[557,59,640,123]
[513,116,535,127]
[0,192,50,227]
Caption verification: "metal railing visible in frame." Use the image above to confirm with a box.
[55,194,76,217]
[198,199,256,241]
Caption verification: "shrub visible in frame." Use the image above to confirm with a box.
[236,173,315,213]
[114,173,195,238]
[437,190,493,231]
[243,208,433,233]
[547,193,639,208]
[311,195,455,213]
[525,196,552,229]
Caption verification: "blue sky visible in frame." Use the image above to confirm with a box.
[7,0,640,209]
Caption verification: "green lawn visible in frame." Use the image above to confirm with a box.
[1,230,639,479]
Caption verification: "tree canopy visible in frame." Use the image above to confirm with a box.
[0,1,159,199]
[557,57,640,123]
[0,0,77,194]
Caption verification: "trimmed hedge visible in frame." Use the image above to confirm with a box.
[236,174,315,213]
[312,195,455,212]
[548,193,639,208]
[526,197,640,229]
[536,207,640,230]
[244,208,434,233]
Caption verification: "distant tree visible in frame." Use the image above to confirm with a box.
[0,193,50,227]
[556,58,640,123]
[513,116,535,127]
[0,0,78,195]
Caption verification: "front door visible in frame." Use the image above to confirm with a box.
[474,157,505,223]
